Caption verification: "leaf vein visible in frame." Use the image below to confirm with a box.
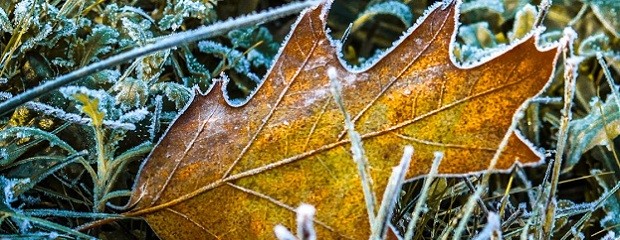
[151,107,217,206]
[394,133,496,151]
[222,40,321,178]
[166,208,220,239]
[337,5,453,140]
[226,183,349,238]
[302,97,331,151]
[361,73,536,140]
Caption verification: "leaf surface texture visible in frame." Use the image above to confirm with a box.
[127,1,559,238]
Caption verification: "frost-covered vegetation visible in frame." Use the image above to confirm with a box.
[0,0,619,239]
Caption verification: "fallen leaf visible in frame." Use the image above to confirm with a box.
[125,0,559,238]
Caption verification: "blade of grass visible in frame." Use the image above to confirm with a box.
[542,28,578,240]
[372,145,414,239]
[404,152,443,240]
[328,67,377,229]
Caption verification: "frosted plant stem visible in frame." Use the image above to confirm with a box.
[295,204,317,240]
[542,29,578,240]
[6,212,96,239]
[567,4,588,27]
[515,167,536,209]
[596,52,620,110]
[98,190,133,211]
[371,146,414,239]
[93,125,108,213]
[404,152,443,240]
[462,177,489,215]
[534,0,551,27]
[452,180,486,239]
[25,209,123,219]
[327,67,377,230]
[0,0,320,117]
[472,212,501,240]
[103,142,153,201]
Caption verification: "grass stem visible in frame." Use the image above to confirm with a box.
[328,67,378,230]
[542,28,578,239]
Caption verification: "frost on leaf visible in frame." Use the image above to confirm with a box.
[228,27,280,68]
[149,82,191,109]
[127,1,559,239]
[112,78,149,109]
[578,33,611,57]
[458,22,497,48]
[589,0,620,38]
[84,69,121,85]
[182,50,212,93]
[353,1,413,30]
[591,169,620,233]
[566,95,620,170]
[460,0,504,13]
[198,40,260,83]
[137,50,170,83]
[73,25,120,67]
[509,4,537,41]
[158,0,217,31]
[121,17,153,45]
[0,7,13,33]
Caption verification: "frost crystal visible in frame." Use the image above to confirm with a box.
[357,1,413,28]
[13,0,34,26]
[274,225,296,240]
[509,4,537,41]
[25,102,88,125]
[0,91,12,100]
[149,95,163,142]
[88,25,120,56]
[122,17,153,43]
[0,7,13,32]
[48,232,60,239]
[198,40,259,82]
[472,212,501,240]
[579,33,611,56]
[228,27,279,68]
[460,0,504,13]
[158,0,216,31]
[112,78,148,108]
[59,86,118,120]
[150,82,191,109]
[1,177,29,205]
[600,231,616,240]
[59,86,110,104]
[0,148,8,164]
[295,204,316,239]
[21,23,53,51]
[88,69,121,84]
[119,108,149,123]
[16,217,33,233]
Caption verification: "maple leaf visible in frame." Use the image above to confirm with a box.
[125,0,559,238]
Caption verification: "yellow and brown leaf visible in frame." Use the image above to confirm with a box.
[125,0,560,238]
